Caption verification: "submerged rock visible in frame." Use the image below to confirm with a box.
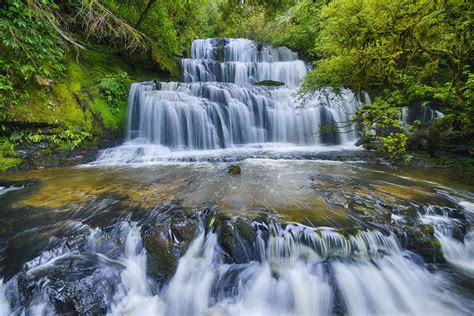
[228,165,241,175]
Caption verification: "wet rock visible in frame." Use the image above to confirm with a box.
[218,216,256,264]
[399,225,444,263]
[61,274,113,314]
[142,209,198,284]
[254,80,285,87]
[143,228,176,282]
[228,165,241,175]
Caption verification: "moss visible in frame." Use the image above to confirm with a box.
[0,139,22,172]
[236,219,255,243]
[0,156,22,172]
[403,225,444,263]
[228,165,241,175]
[143,228,176,281]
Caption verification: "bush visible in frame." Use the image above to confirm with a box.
[98,71,132,113]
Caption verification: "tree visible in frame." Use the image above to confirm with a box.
[299,0,474,159]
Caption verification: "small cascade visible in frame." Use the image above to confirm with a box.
[95,38,362,164]
[154,221,469,315]
[418,202,474,276]
[1,210,472,315]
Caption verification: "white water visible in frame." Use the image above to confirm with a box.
[109,222,164,315]
[182,38,307,86]
[95,38,363,165]
[2,217,471,315]
[0,279,9,315]
[419,201,474,276]
[0,185,24,196]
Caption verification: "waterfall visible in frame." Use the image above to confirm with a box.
[3,219,468,316]
[419,201,474,276]
[96,38,362,164]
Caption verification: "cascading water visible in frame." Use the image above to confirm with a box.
[1,210,472,315]
[95,38,362,164]
[1,161,474,315]
[419,200,474,276]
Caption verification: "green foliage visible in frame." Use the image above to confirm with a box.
[267,0,325,57]
[213,0,295,43]
[98,71,132,113]
[96,0,215,72]
[298,0,474,160]
[0,136,21,171]
[0,0,66,108]
[9,128,92,151]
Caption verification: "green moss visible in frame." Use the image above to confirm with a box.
[236,219,255,243]
[0,156,21,172]
[404,225,444,263]
[0,138,21,172]
[143,229,177,280]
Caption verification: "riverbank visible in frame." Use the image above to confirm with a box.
[0,43,170,173]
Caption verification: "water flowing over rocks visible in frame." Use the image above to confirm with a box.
[1,205,472,315]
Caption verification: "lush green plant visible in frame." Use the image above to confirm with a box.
[0,0,66,108]
[298,0,474,160]
[9,128,92,151]
[0,136,21,171]
[98,71,132,113]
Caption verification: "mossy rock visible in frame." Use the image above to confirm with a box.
[228,165,241,175]
[254,80,285,87]
[218,217,256,264]
[142,227,176,282]
[400,225,444,263]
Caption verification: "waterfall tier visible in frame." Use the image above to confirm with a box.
[125,81,360,151]
[182,38,307,86]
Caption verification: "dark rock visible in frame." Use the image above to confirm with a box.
[254,80,285,87]
[143,227,176,282]
[399,225,444,263]
[142,210,197,284]
[355,135,371,147]
[218,217,256,264]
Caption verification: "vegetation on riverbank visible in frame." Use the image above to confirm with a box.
[0,0,212,170]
